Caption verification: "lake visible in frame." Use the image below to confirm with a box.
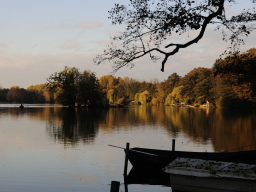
[0,104,256,192]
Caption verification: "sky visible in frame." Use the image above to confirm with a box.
[0,0,255,89]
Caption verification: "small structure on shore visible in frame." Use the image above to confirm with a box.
[206,99,214,108]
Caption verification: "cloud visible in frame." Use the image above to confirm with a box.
[60,39,81,50]
[73,21,104,30]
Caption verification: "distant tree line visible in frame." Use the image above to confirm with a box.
[0,84,50,103]
[1,48,256,108]
[95,48,256,108]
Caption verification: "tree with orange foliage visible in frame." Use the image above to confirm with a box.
[212,48,256,107]
[6,86,27,103]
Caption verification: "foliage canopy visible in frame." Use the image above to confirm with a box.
[47,67,99,106]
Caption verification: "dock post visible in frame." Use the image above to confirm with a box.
[110,181,120,192]
[123,174,128,192]
[123,142,130,176]
[172,139,175,151]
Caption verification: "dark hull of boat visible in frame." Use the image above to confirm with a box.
[126,167,170,187]
[127,148,256,169]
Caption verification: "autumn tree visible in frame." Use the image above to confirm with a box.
[165,94,174,105]
[165,85,184,104]
[47,67,100,106]
[139,90,150,105]
[154,83,165,103]
[211,73,237,107]
[6,86,27,103]
[0,84,8,102]
[98,75,118,90]
[212,48,256,107]
[27,84,47,103]
[107,89,115,104]
[114,76,130,100]
[134,93,140,104]
[178,68,201,99]
[43,90,54,103]
[47,66,79,106]
[128,79,141,100]
[151,97,159,105]
[193,68,213,103]
[138,80,156,97]
[162,73,181,96]
[95,0,256,72]
[77,70,100,106]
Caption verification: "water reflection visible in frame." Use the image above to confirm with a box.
[45,108,107,146]
[1,106,256,151]
[1,105,256,192]
[164,107,256,152]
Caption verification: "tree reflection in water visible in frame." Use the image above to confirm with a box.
[46,108,107,146]
[4,106,255,151]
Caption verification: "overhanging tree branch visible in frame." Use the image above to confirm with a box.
[94,0,256,73]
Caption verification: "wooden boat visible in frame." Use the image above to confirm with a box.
[126,147,256,169]
[163,158,256,192]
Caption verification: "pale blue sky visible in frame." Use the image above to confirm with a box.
[0,0,255,88]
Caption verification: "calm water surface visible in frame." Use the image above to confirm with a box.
[0,104,256,192]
